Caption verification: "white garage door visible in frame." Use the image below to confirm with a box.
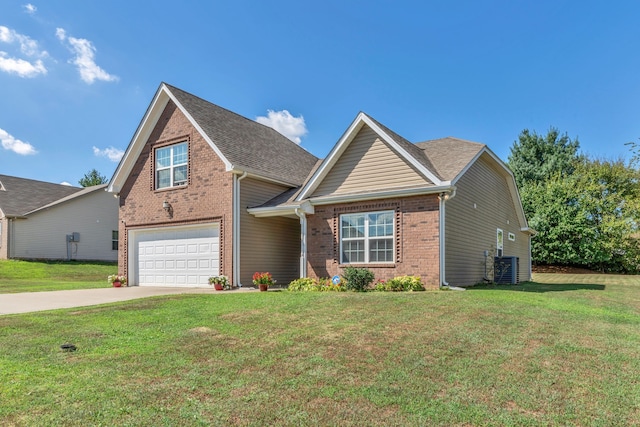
[133,224,219,287]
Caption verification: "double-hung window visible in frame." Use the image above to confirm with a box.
[156,142,188,189]
[112,230,118,251]
[341,211,394,264]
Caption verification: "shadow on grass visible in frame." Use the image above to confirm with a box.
[468,282,606,293]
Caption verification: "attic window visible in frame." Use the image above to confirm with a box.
[155,142,188,189]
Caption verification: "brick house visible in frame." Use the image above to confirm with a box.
[108,83,533,288]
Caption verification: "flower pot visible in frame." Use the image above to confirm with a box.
[113,281,122,288]
[213,283,224,291]
[259,284,268,292]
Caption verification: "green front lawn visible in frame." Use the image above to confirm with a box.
[0,260,116,293]
[1,274,638,425]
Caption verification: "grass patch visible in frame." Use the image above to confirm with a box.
[0,259,116,293]
[0,274,639,425]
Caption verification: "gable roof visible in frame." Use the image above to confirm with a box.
[250,115,530,232]
[295,112,446,201]
[108,83,319,193]
[0,175,82,218]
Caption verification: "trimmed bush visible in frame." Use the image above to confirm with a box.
[374,275,425,291]
[287,277,345,292]
[342,267,375,292]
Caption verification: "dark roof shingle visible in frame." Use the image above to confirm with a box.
[416,137,485,181]
[0,175,82,217]
[166,84,319,186]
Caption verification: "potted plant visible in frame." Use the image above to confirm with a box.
[208,275,230,291]
[252,272,274,292]
[107,274,127,287]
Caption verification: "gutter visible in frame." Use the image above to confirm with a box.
[233,171,248,287]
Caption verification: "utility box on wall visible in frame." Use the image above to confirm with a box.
[67,232,80,242]
[494,256,518,284]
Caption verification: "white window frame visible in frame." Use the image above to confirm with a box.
[496,228,504,257]
[340,210,395,264]
[155,142,188,189]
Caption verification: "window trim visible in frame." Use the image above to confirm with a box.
[155,141,188,190]
[496,228,504,257]
[340,210,395,264]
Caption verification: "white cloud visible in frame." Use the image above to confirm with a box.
[93,146,124,162]
[0,25,47,57]
[256,110,308,144]
[0,127,37,155]
[0,26,48,77]
[56,27,118,84]
[60,181,73,186]
[23,3,37,14]
[0,52,46,77]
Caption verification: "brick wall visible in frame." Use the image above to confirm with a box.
[306,194,441,289]
[118,101,234,282]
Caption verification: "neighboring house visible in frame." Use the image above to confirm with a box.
[108,83,533,288]
[0,175,119,261]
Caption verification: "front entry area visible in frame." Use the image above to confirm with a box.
[128,223,220,287]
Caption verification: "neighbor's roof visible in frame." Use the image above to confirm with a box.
[0,175,82,217]
[25,184,109,215]
[164,84,320,186]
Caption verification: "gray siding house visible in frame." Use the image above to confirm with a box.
[0,176,119,261]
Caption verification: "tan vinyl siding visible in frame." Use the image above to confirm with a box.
[445,153,531,286]
[240,177,300,285]
[312,125,431,197]
[11,190,119,261]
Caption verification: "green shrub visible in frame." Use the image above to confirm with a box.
[287,277,345,292]
[342,267,375,292]
[374,275,425,291]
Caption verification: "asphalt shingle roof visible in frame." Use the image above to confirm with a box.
[0,175,82,217]
[416,137,485,181]
[166,84,319,186]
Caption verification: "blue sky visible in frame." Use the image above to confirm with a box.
[1,1,639,186]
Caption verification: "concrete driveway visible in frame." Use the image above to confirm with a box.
[0,286,255,315]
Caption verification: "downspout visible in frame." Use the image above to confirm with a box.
[438,189,464,290]
[294,208,307,278]
[233,171,248,287]
[529,235,532,281]
[8,218,14,259]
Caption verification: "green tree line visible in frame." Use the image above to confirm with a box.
[508,129,640,273]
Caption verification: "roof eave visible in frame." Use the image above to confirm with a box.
[308,184,454,206]
[247,200,314,217]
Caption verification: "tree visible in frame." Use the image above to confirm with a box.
[509,128,640,273]
[626,139,639,168]
[507,128,581,189]
[521,157,640,273]
[78,169,108,187]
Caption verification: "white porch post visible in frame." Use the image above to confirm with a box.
[295,209,307,278]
